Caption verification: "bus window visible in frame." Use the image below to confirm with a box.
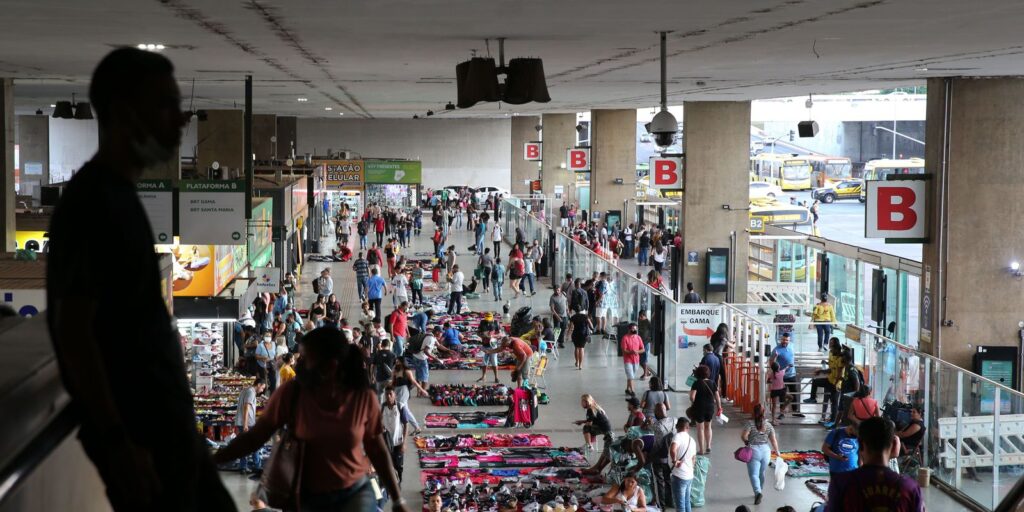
[783,162,811,180]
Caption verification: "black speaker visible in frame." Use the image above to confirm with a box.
[797,120,819,137]
[502,58,551,105]
[455,58,500,109]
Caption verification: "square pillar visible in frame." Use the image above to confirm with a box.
[681,101,751,303]
[0,79,15,251]
[510,115,540,196]
[922,77,1024,372]
[590,109,636,226]
[541,113,577,205]
[197,109,243,177]
[253,114,277,161]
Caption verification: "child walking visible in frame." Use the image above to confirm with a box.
[767,361,787,424]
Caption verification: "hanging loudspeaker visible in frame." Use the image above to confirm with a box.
[502,58,550,105]
[455,57,500,109]
[797,120,819,137]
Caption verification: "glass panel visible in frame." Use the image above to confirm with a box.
[827,253,858,324]
[884,267,898,339]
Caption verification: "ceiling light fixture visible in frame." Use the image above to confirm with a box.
[137,43,165,52]
[49,104,56,108]
[916,67,929,72]
[324,107,333,111]
[339,112,344,116]
[297,97,308,102]
[52,93,92,120]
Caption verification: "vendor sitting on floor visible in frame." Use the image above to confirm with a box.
[598,472,648,512]
[441,321,462,348]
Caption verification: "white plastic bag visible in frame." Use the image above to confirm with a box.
[773,456,788,490]
[714,412,729,425]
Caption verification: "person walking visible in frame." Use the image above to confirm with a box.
[390,268,410,308]
[688,364,721,454]
[388,301,410,357]
[740,404,781,505]
[316,268,334,298]
[234,377,266,474]
[375,213,386,246]
[637,227,651,266]
[366,267,388,323]
[566,308,594,370]
[637,310,654,378]
[640,377,672,421]
[353,252,370,301]
[621,323,646,396]
[478,247,495,293]
[812,292,837,352]
[649,403,677,510]
[669,418,697,512]
[652,242,668,274]
[214,330,409,512]
[683,282,702,303]
[491,258,506,301]
[549,287,569,349]
[381,386,410,485]
[769,332,803,418]
[826,417,923,511]
[491,222,503,256]
[410,262,425,306]
[447,264,465,315]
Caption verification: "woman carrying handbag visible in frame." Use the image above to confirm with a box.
[739,404,781,505]
[214,328,409,512]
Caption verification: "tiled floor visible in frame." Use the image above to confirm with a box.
[219,214,965,511]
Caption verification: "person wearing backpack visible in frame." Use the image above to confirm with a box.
[357,218,369,250]
[641,376,672,420]
[491,257,506,301]
[647,403,677,510]
[370,338,398,400]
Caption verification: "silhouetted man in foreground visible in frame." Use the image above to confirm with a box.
[46,48,235,511]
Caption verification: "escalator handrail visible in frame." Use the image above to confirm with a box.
[0,403,79,506]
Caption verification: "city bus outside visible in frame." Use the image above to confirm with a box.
[806,155,853,188]
[859,158,926,202]
[750,153,813,190]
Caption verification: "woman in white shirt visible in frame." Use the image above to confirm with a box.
[492,224,503,257]
[652,242,668,274]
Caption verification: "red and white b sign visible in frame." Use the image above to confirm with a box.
[567,148,590,172]
[650,156,684,190]
[524,142,542,162]
[865,180,928,240]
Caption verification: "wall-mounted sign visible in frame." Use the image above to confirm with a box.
[320,160,364,189]
[253,266,281,293]
[524,142,542,162]
[179,180,246,246]
[865,179,928,242]
[677,304,722,348]
[748,215,765,234]
[365,160,423,184]
[687,251,699,266]
[650,156,684,190]
[0,289,46,317]
[137,179,173,243]
[567,148,591,172]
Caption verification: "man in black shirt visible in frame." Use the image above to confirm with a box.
[46,48,234,511]
[683,282,703,303]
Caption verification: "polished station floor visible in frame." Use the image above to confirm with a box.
[218,212,959,511]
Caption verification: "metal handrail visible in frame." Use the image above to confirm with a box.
[0,404,78,506]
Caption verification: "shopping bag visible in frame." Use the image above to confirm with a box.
[714,412,729,425]
[772,455,788,490]
[690,454,711,507]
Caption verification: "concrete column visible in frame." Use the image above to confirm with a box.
[921,77,1024,371]
[0,79,15,251]
[276,116,297,160]
[253,114,277,161]
[197,109,243,177]
[681,101,750,303]
[510,115,540,196]
[590,109,636,225]
[15,115,49,199]
[541,113,577,205]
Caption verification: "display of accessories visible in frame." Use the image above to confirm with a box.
[421,467,607,512]
[418,447,588,470]
[427,384,549,407]
[425,411,511,429]
[415,434,552,451]
[193,373,265,441]
[778,450,830,477]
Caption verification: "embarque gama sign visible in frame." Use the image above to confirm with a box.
[677,305,722,348]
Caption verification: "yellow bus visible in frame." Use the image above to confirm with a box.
[862,157,925,181]
[750,153,813,190]
[805,155,853,188]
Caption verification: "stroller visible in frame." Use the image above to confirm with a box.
[510,307,533,336]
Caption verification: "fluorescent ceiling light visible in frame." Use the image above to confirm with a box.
[297,98,308,102]
[324,107,333,111]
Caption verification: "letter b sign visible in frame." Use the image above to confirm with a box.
[567,148,590,172]
[650,156,684,190]
[865,180,928,241]
[524,142,542,161]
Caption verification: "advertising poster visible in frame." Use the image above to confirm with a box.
[137,179,174,243]
[319,160,364,189]
[254,267,281,293]
[364,160,422,184]
[248,198,274,267]
[179,180,246,246]
[162,242,217,297]
[15,231,48,252]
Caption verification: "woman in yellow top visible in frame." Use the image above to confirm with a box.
[803,338,844,426]
[277,352,296,385]
[811,292,837,352]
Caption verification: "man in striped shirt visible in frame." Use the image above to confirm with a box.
[353,252,370,300]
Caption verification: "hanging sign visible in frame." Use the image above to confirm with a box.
[253,266,281,293]
[179,180,246,245]
[137,179,174,243]
[524,142,542,162]
[650,156,684,190]
[320,160,364,189]
[567,148,591,172]
[365,160,422,184]
[865,179,928,242]
[677,305,722,348]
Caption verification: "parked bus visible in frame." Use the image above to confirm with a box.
[750,153,813,190]
[859,157,926,202]
[806,155,853,188]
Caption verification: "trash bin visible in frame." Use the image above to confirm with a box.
[614,321,630,356]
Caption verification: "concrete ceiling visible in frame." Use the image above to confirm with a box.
[4,0,1024,118]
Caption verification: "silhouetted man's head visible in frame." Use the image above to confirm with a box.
[90,48,184,173]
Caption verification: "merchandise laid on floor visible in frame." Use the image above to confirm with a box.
[778,450,831,477]
[425,411,512,429]
[420,467,607,512]
[429,351,517,371]
[418,447,589,469]
[192,374,265,441]
[805,478,829,499]
[428,384,549,407]
[420,294,472,315]
[415,434,553,450]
